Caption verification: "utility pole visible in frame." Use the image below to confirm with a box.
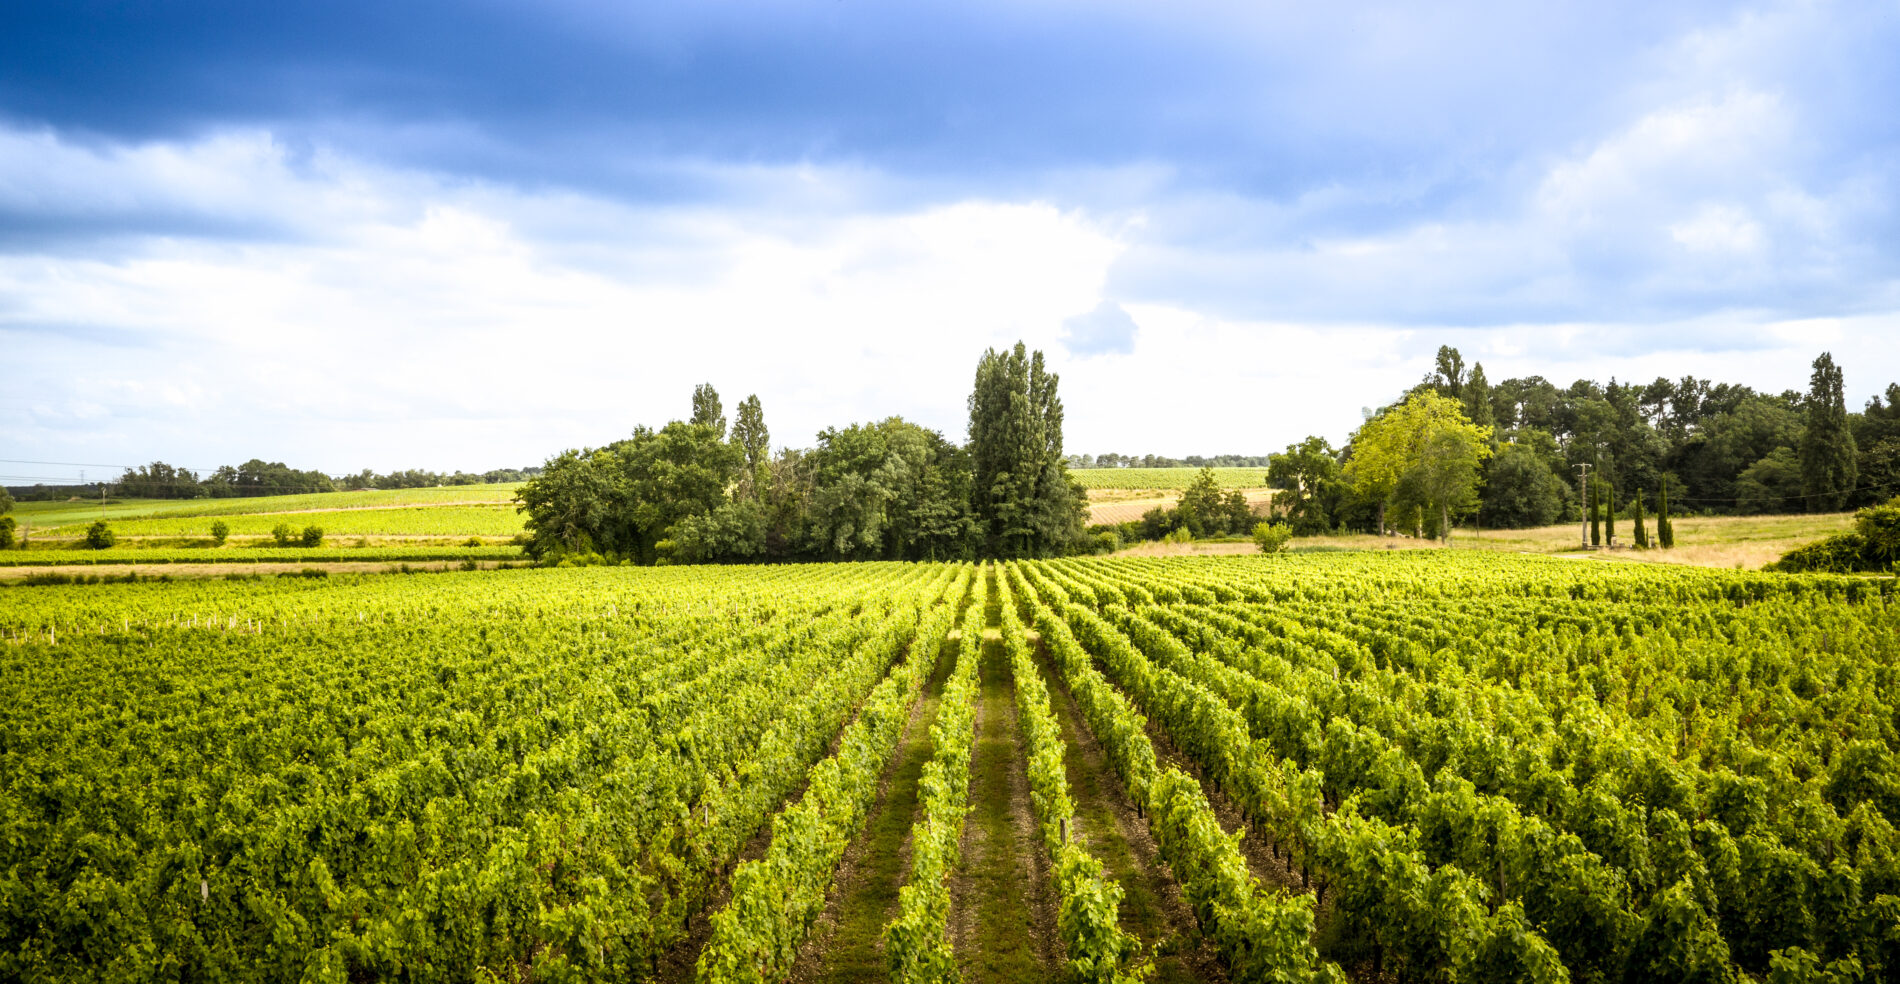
[1576,462,1591,549]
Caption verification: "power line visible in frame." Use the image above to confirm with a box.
[1662,478,1900,505]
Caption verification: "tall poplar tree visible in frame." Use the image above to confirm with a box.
[1801,352,1858,511]
[691,383,726,441]
[1462,362,1495,430]
[967,342,1087,557]
[730,394,770,501]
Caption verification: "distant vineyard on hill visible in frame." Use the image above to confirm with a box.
[1071,467,1268,490]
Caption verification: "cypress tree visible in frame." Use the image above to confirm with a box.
[1605,482,1617,546]
[1658,476,1675,548]
[1634,488,1649,548]
[1590,482,1601,547]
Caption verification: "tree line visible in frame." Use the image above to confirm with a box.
[516,343,1090,563]
[1267,347,1893,535]
[8,461,543,502]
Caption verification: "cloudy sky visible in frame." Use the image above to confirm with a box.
[5,0,1898,481]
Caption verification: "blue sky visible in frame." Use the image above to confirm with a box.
[5,0,1898,479]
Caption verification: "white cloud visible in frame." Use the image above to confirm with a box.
[2,125,1128,473]
[7,33,1900,483]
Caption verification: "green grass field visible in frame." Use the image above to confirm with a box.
[46,505,526,539]
[0,544,525,567]
[10,484,526,540]
[9,483,522,529]
[1070,467,1267,490]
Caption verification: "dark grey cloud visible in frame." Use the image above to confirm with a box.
[1,0,1897,331]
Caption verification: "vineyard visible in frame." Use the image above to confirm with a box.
[3,554,1897,983]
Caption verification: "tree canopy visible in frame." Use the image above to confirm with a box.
[1264,346,1899,536]
[1349,391,1492,540]
[516,342,1077,565]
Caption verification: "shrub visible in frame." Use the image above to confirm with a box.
[209,520,229,546]
[1857,499,1900,563]
[300,525,324,548]
[1163,526,1194,544]
[464,536,483,547]
[1253,521,1292,554]
[272,523,295,546]
[1092,530,1122,554]
[0,516,14,549]
[1769,496,1900,573]
[85,521,116,550]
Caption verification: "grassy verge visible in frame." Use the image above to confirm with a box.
[795,637,957,983]
[952,633,1060,983]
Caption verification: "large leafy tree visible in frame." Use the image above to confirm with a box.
[1483,437,1567,528]
[1801,352,1857,511]
[1462,362,1495,430]
[200,459,335,498]
[1268,436,1343,534]
[1670,394,1801,505]
[1737,447,1803,514]
[1432,345,1466,398]
[803,417,977,561]
[1349,390,1493,540]
[117,461,203,499]
[517,419,740,562]
[967,342,1087,557]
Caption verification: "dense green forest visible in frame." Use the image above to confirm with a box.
[1268,347,1896,534]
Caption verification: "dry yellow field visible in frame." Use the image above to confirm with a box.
[1086,487,1273,525]
[1115,511,1857,570]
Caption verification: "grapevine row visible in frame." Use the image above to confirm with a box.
[1005,562,1343,984]
[695,566,972,983]
[997,565,1146,984]
[884,568,987,982]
